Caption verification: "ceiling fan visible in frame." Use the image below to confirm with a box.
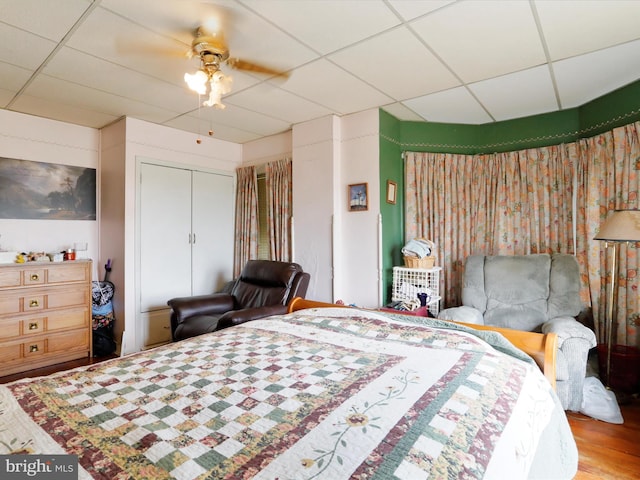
[183,22,288,109]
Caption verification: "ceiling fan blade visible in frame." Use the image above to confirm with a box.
[226,58,289,78]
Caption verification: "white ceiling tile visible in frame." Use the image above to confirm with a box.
[23,75,180,123]
[0,0,92,42]
[226,82,333,124]
[469,65,558,122]
[0,23,57,70]
[387,0,456,21]
[281,59,394,114]
[554,40,640,109]
[410,0,546,83]
[403,86,493,124]
[381,102,425,122]
[183,102,292,136]
[243,0,400,55]
[10,93,119,128]
[328,26,460,101]
[163,114,264,144]
[536,0,640,61]
[0,62,32,94]
[43,47,204,113]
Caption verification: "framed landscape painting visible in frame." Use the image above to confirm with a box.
[0,157,96,220]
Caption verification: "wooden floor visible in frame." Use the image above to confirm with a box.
[1,357,639,479]
[568,394,640,479]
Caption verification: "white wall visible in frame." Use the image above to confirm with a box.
[0,110,100,278]
[338,109,381,307]
[292,116,340,302]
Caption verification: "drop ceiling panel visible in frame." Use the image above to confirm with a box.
[554,40,640,109]
[410,0,546,83]
[0,23,58,70]
[10,93,119,129]
[227,82,333,124]
[469,66,558,122]
[184,102,291,136]
[0,63,32,97]
[163,114,264,144]
[328,27,460,101]
[0,0,91,42]
[381,102,425,122]
[282,59,393,114]
[23,75,180,124]
[387,0,456,22]
[243,0,400,55]
[66,8,193,86]
[404,86,493,124]
[43,48,204,113]
[536,0,640,60]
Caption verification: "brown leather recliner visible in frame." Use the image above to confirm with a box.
[167,260,310,341]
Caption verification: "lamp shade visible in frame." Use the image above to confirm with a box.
[594,209,640,242]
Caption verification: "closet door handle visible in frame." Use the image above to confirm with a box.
[192,233,196,244]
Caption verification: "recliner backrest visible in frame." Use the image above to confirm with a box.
[462,253,582,331]
[231,260,307,309]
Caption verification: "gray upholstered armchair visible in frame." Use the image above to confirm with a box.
[438,253,596,411]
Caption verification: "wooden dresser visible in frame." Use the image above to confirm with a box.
[0,260,92,376]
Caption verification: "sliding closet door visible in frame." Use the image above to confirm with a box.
[191,171,234,295]
[139,163,192,312]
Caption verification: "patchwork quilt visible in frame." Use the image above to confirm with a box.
[0,307,577,479]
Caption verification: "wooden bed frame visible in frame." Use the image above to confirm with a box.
[288,297,558,390]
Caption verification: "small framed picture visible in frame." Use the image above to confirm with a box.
[386,180,397,204]
[348,183,368,211]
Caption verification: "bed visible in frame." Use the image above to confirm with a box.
[0,298,578,479]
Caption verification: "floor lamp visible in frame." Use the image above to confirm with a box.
[594,209,640,387]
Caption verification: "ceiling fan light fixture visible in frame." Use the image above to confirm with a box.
[184,69,208,95]
[203,71,232,109]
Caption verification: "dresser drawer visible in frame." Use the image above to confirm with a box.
[0,260,90,289]
[0,342,22,363]
[0,269,22,288]
[47,263,90,284]
[0,285,89,315]
[48,329,90,353]
[0,308,90,342]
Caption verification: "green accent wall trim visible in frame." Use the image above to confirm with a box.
[381,79,640,155]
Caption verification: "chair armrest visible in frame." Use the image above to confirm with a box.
[542,316,597,349]
[167,293,235,323]
[437,306,485,325]
[216,305,289,330]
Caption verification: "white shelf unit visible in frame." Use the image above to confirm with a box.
[391,266,442,316]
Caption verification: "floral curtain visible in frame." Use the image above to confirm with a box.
[265,158,292,262]
[233,165,258,277]
[405,147,575,308]
[406,122,640,349]
[575,122,640,347]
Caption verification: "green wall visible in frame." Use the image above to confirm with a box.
[379,79,640,303]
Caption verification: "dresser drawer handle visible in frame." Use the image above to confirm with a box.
[30,273,39,281]
[29,344,39,353]
[28,322,39,330]
[29,299,39,308]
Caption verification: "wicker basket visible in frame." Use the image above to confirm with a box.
[402,238,436,269]
[403,255,435,269]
